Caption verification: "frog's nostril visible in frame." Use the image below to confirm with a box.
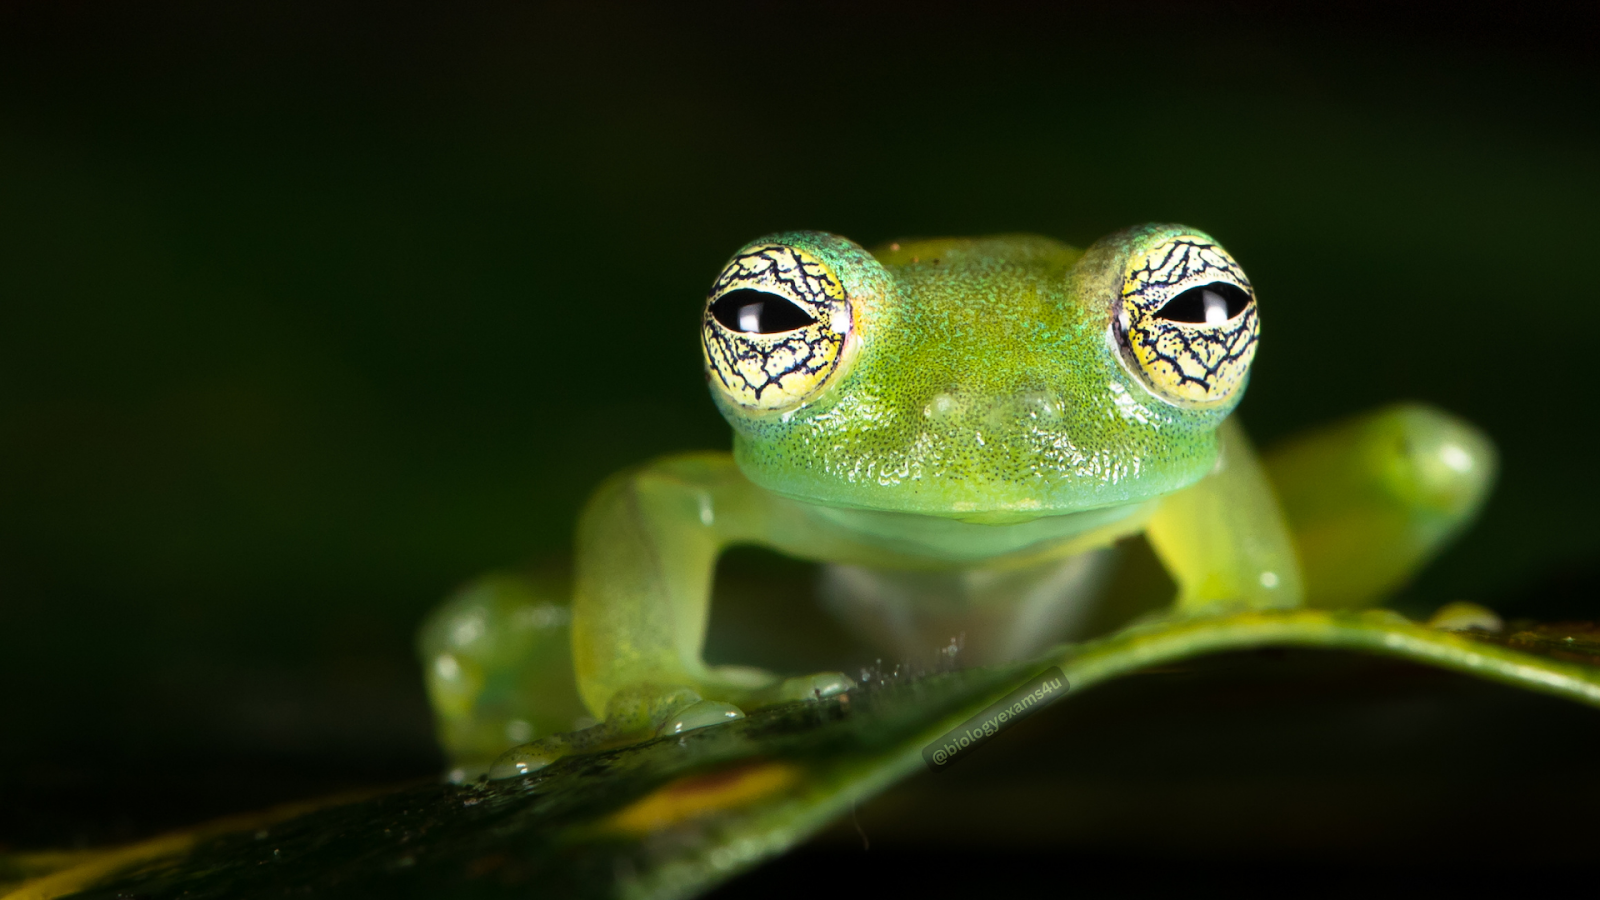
[1014,390,1063,421]
[924,392,961,422]
[924,390,1065,429]
[983,391,1063,429]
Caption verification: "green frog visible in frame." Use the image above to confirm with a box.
[417,226,1495,779]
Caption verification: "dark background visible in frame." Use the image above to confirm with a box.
[3,0,1599,880]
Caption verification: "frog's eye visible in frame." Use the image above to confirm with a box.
[1114,234,1260,406]
[702,243,853,412]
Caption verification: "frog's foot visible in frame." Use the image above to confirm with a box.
[487,685,748,779]
[1427,601,1503,633]
[697,664,855,708]
[488,733,575,779]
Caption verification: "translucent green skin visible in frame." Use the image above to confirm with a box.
[722,230,1230,521]
[418,228,1497,777]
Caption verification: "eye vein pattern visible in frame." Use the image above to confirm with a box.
[702,244,851,410]
[1119,237,1260,404]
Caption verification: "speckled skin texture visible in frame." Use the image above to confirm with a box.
[701,243,853,411]
[711,228,1242,521]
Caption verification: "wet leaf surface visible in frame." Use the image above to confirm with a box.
[1491,622,1600,665]
[13,610,1600,900]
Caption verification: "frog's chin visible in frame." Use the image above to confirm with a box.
[946,507,1072,526]
[790,496,1136,525]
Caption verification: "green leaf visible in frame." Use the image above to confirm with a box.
[12,609,1600,900]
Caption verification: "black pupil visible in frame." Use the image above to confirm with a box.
[1153,282,1251,324]
[710,289,817,334]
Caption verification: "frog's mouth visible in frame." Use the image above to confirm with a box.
[730,409,1220,524]
[944,503,1058,526]
[790,496,1157,566]
[737,456,1210,531]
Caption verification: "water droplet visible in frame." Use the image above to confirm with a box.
[657,700,744,736]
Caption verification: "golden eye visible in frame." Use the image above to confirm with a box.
[1114,234,1260,406]
[701,243,853,412]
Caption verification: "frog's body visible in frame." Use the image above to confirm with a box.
[418,228,1495,777]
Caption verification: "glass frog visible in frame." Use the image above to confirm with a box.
[418,226,1495,778]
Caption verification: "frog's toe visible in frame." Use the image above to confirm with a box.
[487,686,714,779]
[488,734,572,779]
[1428,601,1503,633]
[657,699,744,736]
[602,684,705,733]
[768,671,855,703]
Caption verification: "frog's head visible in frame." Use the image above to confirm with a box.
[700,226,1260,522]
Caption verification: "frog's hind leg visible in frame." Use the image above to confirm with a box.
[416,568,590,778]
[1262,403,1496,609]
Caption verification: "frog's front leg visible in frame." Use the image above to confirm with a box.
[490,452,852,777]
[1145,416,1304,614]
[571,452,853,712]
